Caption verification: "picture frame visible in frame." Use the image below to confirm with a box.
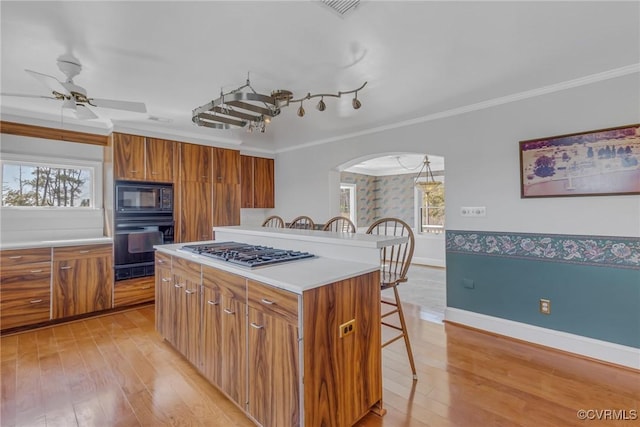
[519,124,640,198]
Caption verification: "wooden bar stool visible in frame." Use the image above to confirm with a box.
[288,216,315,230]
[322,216,356,233]
[366,217,417,380]
[261,215,284,228]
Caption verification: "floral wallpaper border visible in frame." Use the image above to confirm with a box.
[446,230,640,270]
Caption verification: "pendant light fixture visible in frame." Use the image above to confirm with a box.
[414,155,441,192]
[192,73,366,132]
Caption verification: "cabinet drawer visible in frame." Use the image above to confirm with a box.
[1,248,51,266]
[248,280,299,324]
[155,251,171,267]
[114,277,155,307]
[0,263,51,330]
[53,244,112,261]
[202,265,246,300]
[172,256,201,280]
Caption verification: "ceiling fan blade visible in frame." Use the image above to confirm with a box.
[74,104,99,120]
[90,98,147,113]
[1,92,58,100]
[25,69,70,96]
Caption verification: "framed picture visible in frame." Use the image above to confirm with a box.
[519,124,640,198]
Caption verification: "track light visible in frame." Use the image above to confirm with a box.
[316,97,326,111]
[192,73,367,132]
[352,92,361,110]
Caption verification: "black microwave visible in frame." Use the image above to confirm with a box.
[115,181,173,214]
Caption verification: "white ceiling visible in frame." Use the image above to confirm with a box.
[1,1,639,154]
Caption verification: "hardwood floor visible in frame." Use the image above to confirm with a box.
[1,303,638,427]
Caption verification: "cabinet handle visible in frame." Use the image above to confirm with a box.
[30,269,43,273]
[185,289,196,294]
[223,308,235,315]
[140,286,152,290]
[207,300,219,306]
[60,266,72,270]
[151,171,160,175]
[29,299,43,304]
[250,322,264,329]
[162,278,171,282]
[8,255,22,259]
[174,283,184,288]
[261,298,275,305]
[130,170,139,173]
[79,250,90,254]
[158,259,165,264]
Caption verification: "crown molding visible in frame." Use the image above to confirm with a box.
[276,63,640,154]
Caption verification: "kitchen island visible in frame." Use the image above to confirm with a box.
[154,228,402,427]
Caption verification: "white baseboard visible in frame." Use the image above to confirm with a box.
[444,307,640,370]
[412,256,445,268]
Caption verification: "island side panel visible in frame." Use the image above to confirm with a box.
[302,270,382,427]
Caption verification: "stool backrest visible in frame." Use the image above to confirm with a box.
[322,216,356,233]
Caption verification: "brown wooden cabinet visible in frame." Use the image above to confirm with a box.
[178,181,213,242]
[179,143,211,183]
[241,155,275,208]
[52,244,113,319]
[247,280,300,427]
[113,276,154,307]
[0,248,51,331]
[172,257,201,367]
[202,266,246,407]
[113,133,175,182]
[155,253,174,340]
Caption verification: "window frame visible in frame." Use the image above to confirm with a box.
[339,182,357,226]
[1,153,102,209]
[414,175,445,234]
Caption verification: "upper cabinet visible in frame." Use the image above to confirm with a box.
[213,147,240,184]
[179,143,211,182]
[113,133,175,182]
[241,155,274,209]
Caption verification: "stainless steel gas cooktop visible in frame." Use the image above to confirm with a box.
[179,241,314,268]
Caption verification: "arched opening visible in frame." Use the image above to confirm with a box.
[335,152,446,322]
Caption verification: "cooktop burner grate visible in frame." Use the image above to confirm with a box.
[180,241,314,268]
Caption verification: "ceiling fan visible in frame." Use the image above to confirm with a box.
[2,54,147,120]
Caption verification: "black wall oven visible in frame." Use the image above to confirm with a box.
[114,181,174,281]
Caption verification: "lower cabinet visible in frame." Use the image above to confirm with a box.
[202,266,246,407]
[113,276,155,307]
[0,248,51,330]
[155,252,382,427]
[52,244,113,319]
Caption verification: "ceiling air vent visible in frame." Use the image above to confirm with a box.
[321,0,360,16]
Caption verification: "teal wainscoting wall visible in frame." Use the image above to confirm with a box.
[446,230,640,348]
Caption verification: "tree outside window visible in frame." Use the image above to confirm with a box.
[418,178,444,233]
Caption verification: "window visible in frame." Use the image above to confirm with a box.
[1,158,95,208]
[340,183,357,225]
[416,177,444,233]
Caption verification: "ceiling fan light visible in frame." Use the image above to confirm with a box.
[297,103,305,117]
[316,98,326,111]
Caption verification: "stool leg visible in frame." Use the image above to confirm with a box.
[393,286,417,380]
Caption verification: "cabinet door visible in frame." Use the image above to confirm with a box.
[146,138,174,182]
[0,262,51,330]
[114,133,145,180]
[52,254,113,319]
[178,181,212,242]
[180,143,211,182]
[174,271,201,366]
[202,284,223,385]
[213,148,240,184]
[155,260,175,341]
[253,157,275,208]
[212,183,240,226]
[220,293,246,406]
[240,155,254,208]
[248,308,300,427]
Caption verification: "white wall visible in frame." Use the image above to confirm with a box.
[275,73,640,238]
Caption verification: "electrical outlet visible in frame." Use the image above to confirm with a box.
[460,206,486,217]
[539,298,551,314]
[339,319,356,338]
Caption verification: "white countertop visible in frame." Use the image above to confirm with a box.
[213,226,407,248]
[156,242,379,295]
[0,237,113,250]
